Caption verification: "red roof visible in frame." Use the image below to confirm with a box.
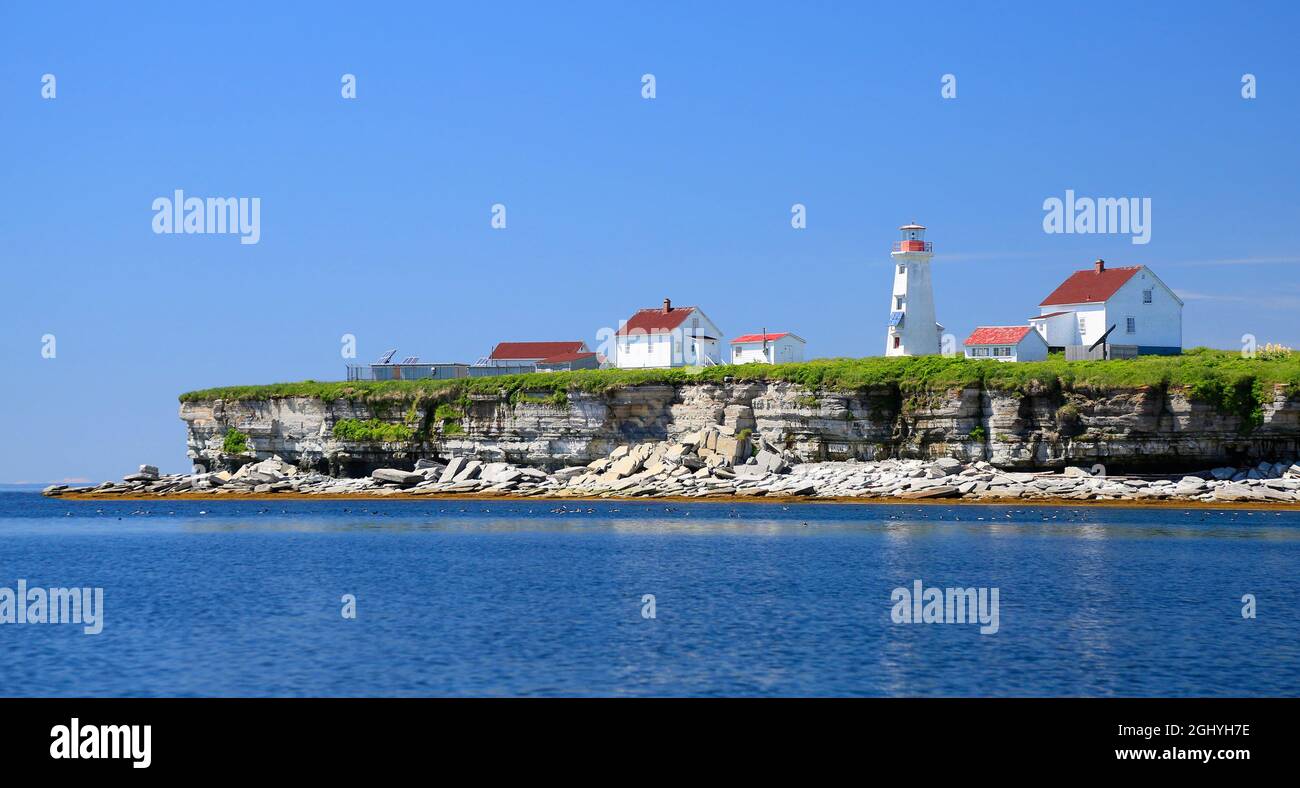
[1040,265,1141,306]
[964,326,1035,346]
[537,351,597,364]
[731,332,789,344]
[489,341,586,360]
[617,306,696,336]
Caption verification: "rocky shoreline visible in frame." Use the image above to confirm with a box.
[44,425,1300,506]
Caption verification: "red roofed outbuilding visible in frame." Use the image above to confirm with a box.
[487,341,589,367]
[963,325,1048,362]
[730,332,806,364]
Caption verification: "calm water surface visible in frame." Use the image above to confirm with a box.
[1,491,1297,696]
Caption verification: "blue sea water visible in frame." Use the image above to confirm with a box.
[0,491,1297,697]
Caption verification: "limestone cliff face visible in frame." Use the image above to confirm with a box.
[180,380,1300,474]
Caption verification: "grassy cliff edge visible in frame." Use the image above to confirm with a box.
[180,349,1300,404]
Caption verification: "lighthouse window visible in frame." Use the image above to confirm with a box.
[895,296,904,309]
[893,336,901,349]
[1143,289,1153,304]
[898,265,905,274]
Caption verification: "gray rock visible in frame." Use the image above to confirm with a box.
[609,454,643,478]
[732,464,769,479]
[440,457,467,483]
[479,462,512,483]
[452,460,483,482]
[933,457,964,474]
[755,449,788,474]
[371,468,422,486]
[1213,484,1261,502]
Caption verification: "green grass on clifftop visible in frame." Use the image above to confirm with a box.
[179,348,1300,404]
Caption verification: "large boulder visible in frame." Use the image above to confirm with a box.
[372,468,422,486]
[440,457,467,483]
[480,462,512,483]
[452,460,483,482]
[933,457,964,475]
[755,449,788,474]
[609,454,643,478]
[714,434,745,464]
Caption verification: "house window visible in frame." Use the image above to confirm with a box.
[1143,289,1153,304]
[1126,317,1136,334]
[1078,316,1087,335]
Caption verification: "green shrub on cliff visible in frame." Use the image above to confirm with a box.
[222,428,248,455]
[332,418,414,442]
[432,403,464,435]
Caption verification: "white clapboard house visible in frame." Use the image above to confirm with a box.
[1030,259,1182,355]
[614,299,724,368]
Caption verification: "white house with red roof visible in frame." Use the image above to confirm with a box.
[963,326,1049,362]
[730,332,806,364]
[1030,259,1182,354]
[614,299,723,368]
[486,341,590,368]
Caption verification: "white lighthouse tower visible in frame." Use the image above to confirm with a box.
[885,222,942,356]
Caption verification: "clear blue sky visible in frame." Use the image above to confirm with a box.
[3,2,1299,482]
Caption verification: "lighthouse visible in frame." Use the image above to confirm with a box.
[885,222,942,356]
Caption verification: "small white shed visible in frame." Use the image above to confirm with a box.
[730,332,806,364]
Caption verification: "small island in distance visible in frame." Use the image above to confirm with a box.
[45,350,1300,507]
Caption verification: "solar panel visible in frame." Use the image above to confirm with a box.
[401,356,420,364]
[376,349,397,364]
[888,311,905,327]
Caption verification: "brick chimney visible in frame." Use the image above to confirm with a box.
[662,297,672,314]
[1094,258,1105,273]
